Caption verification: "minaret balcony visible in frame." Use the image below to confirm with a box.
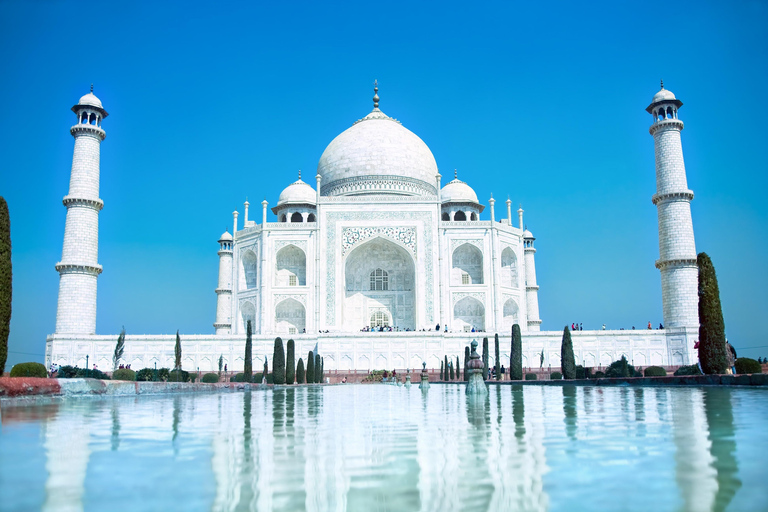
[70,124,106,140]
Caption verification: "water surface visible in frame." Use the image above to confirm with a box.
[1,385,766,511]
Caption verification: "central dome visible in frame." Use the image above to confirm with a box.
[317,107,438,197]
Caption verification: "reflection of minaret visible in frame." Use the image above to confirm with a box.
[703,389,741,512]
[672,389,717,511]
[43,404,92,511]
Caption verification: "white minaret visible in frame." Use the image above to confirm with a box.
[523,229,541,331]
[647,81,698,330]
[214,230,233,334]
[54,87,107,334]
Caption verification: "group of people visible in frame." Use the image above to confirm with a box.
[488,365,506,380]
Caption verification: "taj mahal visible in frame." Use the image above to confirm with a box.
[46,82,700,373]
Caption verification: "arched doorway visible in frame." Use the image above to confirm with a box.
[275,245,306,286]
[502,298,520,332]
[343,237,416,331]
[275,298,305,334]
[452,243,483,285]
[453,296,485,332]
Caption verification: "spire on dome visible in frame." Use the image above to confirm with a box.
[373,80,379,108]
[660,79,664,90]
[454,169,458,179]
[90,83,93,93]
[298,169,301,180]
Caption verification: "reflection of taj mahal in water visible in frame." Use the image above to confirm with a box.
[46,82,700,372]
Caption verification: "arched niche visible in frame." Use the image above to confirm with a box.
[452,243,483,285]
[343,237,415,331]
[290,212,303,223]
[241,301,256,333]
[453,296,485,332]
[500,247,518,288]
[502,298,520,333]
[275,245,306,286]
[241,250,258,289]
[275,298,305,334]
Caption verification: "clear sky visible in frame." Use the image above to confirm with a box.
[1,0,766,368]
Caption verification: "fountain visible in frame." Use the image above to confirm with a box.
[419,361,430,390]
[466,339,487,396]
[405,368,412,389]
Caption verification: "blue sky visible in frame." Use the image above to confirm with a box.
[1,0,767,367]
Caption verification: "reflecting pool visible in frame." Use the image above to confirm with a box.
[1,385,767,511]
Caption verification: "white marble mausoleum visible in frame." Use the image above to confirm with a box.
[46,82,700,373]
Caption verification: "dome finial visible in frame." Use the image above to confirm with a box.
[660,79,664,90]
[90,83,93,93]
[454,169,458,179]
[373,79,379,109]
[298,169,301,180]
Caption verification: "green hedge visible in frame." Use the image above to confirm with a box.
[735,358,762,375]
[550,371,562,380]
[168,369,190,382]
[231,372,274,384]
[525,373,537,381]
[56,365,110,380]
[644,366,667,377]
[202,373,219,383]
[604,356,640,378]
[674,364,702,376]
[594,371,605,378]
[112,368,136,381]
[10,362,47,378]
[575,365,591,379]
[135,367,170,381]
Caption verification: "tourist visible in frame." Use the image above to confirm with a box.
[659,323,664,329]
[647,321,652,329]
[383,370,388,382]
[602,324,606,330]
[726,341,737,374]
[341,376,347,383]
[435,323,440,331]
[500,365,505,380]
[579,323,583,331]
[571,323,575,331]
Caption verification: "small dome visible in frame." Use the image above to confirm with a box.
[523,229,534,239]
[78,92,103,109]
[277,178,316,206]
[441,178,479,204]
[651,88,676,103]
[219,230,233,242]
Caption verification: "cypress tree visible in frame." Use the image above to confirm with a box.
[218,354,223,377]
[449,361,455,380]
[510,324,523,380]
[464,346,470,381]
[494,333,501,380]
[272,337,286,384]
[262,357,268,382]
[113,326,125,370]
[482,337,489,381]
[698,252,728,374]
[0,197,10,376]
[444,355,449,380]
[440,360,444,380]
[296,358,305,384]
[315,353,322,383]
[561,326,576,379]
[456,356,461,380]
[244,320,253,382]
[286,339,295,384]
[174,330,182,371]
[306,351,315,383]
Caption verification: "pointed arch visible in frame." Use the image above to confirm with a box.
[502,298,520,332]
[453,296,485,332]
[276,244,306,286]
[241,249,258,289]
[501,247,518,288]
[452,243,483,285]
[275,298,305,334]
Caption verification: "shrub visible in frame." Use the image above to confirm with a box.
[674,365,702,376]
[231,373,245,382]
[561,327,576,379]
[136,368,155,381]
[735,358,762,375]
[168,369,190,382]
[525,373,537,381]
[296,358,305,384]
[550,371,563,380]
[594,371,605,378]
[10,362,47,378]
[575,365,586,379]
[698,253,728,374]
[286,339,295,384]
[273,337,286,385]
[644,366,667,377]
[255,372,274,384]
[112,368,136,381]
[202,372,219,383]
[57,365,78,378]
[510,324,523,380]
[157,368,170,382]
[189,373,197,383]
[604,356,636,378]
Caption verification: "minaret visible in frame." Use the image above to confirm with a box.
[54,87,107,334]
[214,230,233,334]
[523,229,541,331]
[647,81,698,330]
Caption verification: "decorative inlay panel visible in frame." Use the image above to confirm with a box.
[452,292,486,306]
[274,294,307,307]
[342,226,416,256]
[275,240,308,252]
[450,239,484,253]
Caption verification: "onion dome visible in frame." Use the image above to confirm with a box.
[277,173,316,206]
[78,92,103,109]
[218,230,233,242]
[523,229,534,239]
[441,176,479,204]
[646,80,683,112]
[316,82,438,197]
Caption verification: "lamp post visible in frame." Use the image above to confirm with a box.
[86,355,89,378]
[154,361,157,382]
